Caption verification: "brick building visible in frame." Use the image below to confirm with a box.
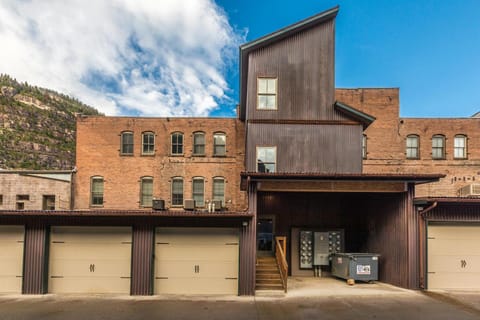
[1,6,479,296]
[74,116,247,211]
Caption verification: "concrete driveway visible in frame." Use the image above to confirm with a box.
[1,278,479,320]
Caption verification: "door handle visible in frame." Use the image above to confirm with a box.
[461,259,467,268]
[90,264,95,272]
[194,265,200,273]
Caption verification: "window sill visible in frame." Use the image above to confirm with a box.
[141,153,155,157]
[213,154,227,158]
[170,154,184,157]
[120,154,134,157]
[192,154,206,157]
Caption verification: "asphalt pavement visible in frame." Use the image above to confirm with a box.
[0,277,479,320]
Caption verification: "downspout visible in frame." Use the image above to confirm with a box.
[418,201,437,289]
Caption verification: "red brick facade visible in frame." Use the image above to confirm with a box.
[337,88,480,197]
[74,116,247,211]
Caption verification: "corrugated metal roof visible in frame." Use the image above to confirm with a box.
[0,209,253,217]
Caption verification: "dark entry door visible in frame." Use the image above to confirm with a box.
[257,218,274,255]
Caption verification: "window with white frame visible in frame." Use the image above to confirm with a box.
[213,132,226,156]
[192,178,205,207]
[432,135,446,159]
[212,177,225,206]
[454,134,467,159]
[140,177,153,207]
[257,78,277,110]
[193,132,205,155]
[121,131,134,155]
[171,132,184,155]
[142,132,155,155]
[362,134,367,159]
[406,135,420,159]
[91,176,104,206]
[171,177,183,206]
[256,146,276,173]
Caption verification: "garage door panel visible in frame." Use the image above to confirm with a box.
[49,277,130,294]
[428,225,480,290]
[51,227,132,242]
[0,226,24,293]
[155,228,239,295]
[49,258,131,277]
[156,244,239,261]
[50,243,131,260]
[429,239,480,255]
[49,227,132,294]
[157,261,238,278]
[429,255,480,272]
[155,278,238,295]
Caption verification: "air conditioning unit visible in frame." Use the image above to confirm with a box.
[212,200,223,211]
[184,199,196,210]
[152,199,165,210]
[459,184,480,197]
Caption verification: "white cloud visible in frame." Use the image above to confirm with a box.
[0,0,244,116]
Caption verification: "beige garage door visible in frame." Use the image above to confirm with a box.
[0,226,24,293]
[49,227,132,294]
[155,228,239,295]
[428,225,480,290]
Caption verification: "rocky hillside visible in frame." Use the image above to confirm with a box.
[0,74,102,170]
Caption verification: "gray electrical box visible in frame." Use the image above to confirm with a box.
[313,232,330,266]
[299,231,313,269]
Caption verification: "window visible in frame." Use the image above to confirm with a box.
[454,135,467,159]
[42,195,55,210]
[406,135,420,159]
[140,177,153,207]
[142,132,155,155]
[212,177,225,207]
[91,176,104,206]
[171,177,184,206]
[192,178,205,207]
[432,135,446,159]
[16,195,29,201]
[257,78,277,110]
[171,132,183,155]
[256,146,276,173]
[362,134,367,159]
[0,195,2,205]
[16,202,24,210]
[121,132,134,155]
[193,132,205,155]
[213,132,226,156]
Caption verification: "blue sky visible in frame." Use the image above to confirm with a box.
[218,0,480,118]
[0,1,479,118]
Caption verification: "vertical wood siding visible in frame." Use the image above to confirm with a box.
[246,123,362,173]
[246,20,342,121]
[131,225,154,295]
[23,224,48,294]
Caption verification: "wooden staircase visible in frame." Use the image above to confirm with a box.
[256,256,284,291]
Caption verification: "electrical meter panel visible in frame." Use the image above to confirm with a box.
[299,230,313,269]
[328,231,344,255]
[299,229,344,269]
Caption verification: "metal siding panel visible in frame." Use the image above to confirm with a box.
[246,20,341,121]
[23,224,47,294]
[239,184,257,295]
[247,123,362,173]
[131,225,154,295]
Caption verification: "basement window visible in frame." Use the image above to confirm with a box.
[16,194,30,201]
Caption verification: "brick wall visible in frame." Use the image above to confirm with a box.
[336,88,480,197]
[75,116,247,211]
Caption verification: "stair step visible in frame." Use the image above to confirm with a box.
[256,284,284,290]
[256,274,282,279]
[256,279,283,285]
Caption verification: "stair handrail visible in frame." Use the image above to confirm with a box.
[275,236,288,292]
